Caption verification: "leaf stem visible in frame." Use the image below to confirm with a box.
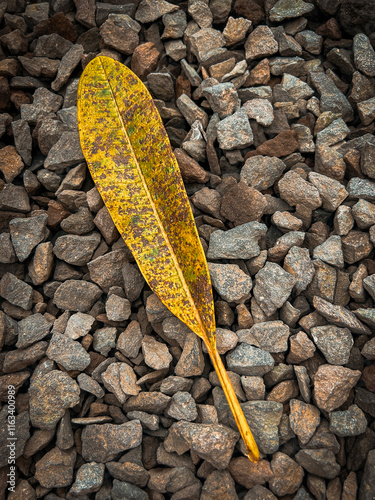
[206,343,260,462]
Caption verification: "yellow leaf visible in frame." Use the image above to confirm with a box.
[77,55,260,462]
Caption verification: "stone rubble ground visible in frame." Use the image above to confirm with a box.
[0,0,375,498]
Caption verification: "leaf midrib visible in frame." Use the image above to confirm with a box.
[97,56,211,344]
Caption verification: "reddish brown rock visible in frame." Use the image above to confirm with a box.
[228,457,273,489]
[362,364,375,392]
[174,148,209,183]
[316,18,342,40]
[220,181,267,226]
[131,42,160,80]
[35,447,76,488]
[47,200,71,229]
[234,0,265,25]
[246,59,270,86]
[245,130,299,159]
[34,12,78,42]
[313,365,361,412]
[0,76,11,110]
[289,399,320,445]
[0,145,24,183]
[269,452,304,496]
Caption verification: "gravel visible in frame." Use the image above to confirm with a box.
[1,1,375,498]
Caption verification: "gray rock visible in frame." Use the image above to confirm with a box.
[0,272,33,310]
[100,15,140,55]
[117,320,143,359]
[217,108,253,150]
[164,39,187,61]
[281,73,314,100]
[52,44,84,91]
[238,401,283,455]
[20,87,63,125]
[164,421,238,469]
[17,313,52,349]
[203,82,240,119]
[11,119,32,166]
[313,296,371,334]
[269,0,314,22]
[136,0,178,23]
[347,177,375,201]
[0,233,16,263]
[147,72,174,101]
[311,325,353,365]
[176,93,208,127]
[309,70,353,122]
[81,421,143,462]
[47,332,91,371]
[89,249,128,293]
[175,332,205,377]
[111,479,148,500]
[254,262,296,316]
[106,294,131,322]
[162,10,187,39]
[358,449,375,499]
[207,221,266,260]
[295,449,340,479]
[308,172,348,211]
[316,118,350,147]
[237,321,290,353]
[188,28,225,64]
[93,327,117,356]
[295,30,323,55]
[241,156,287,191]
[166,391,197,421]
[77,373,104,398]
[361,141,375,179]
[70,462,105,495]
[44,131,84,172]
[34,33,72,58]
[124,392,171,414]
[29,370,80,430]
[208,262,252,303]
[54,232,101,266]
[53,280,102,312]
[245,26,278,60]
[329,404,367,437]
[9,214,48,262]
[313,235,344,268]
[289,399,320,445]
[226,343,274,376]
[65,312,95,340]
[244,99,274,126]
[278,170,321,209]
[142,335,172,370]
[353,33,375,77]
[358,96,375,126]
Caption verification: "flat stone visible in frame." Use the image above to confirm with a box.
[208,262,252,303]
[117,320,143,359]
[313,364,361,412]
[124,392,171,414]
[241,155,286,191]
[269,452,304,496]
[295,449,340,480]
[174,148,209,183]
[0,145,24,183]
[47,332,91,371]
[237,321,290,353]
[295,30,323,55]
[313,235,344,268]
[81,421,143,462]
[269,0,313,22]
[253,262,296,316]
[54,232,101,266]
[348,177,375,201]
[35,447,76,488]
[313,296,371,334]
[77,373,104,398]
[17,313,52,348]
[311,325,353,365]
[164,421,238,469]
[3,342,48,374]
[316,118,350,147]
[188,28,225,64]
[329,404,367,437]
[51,44,83,91]
[53,279,102,312]
[227,343,274,376]
[359,449,375,499]
[207,221,266,260]
[281,73,314,100]
[217,108,253,150]
[283,246,315,293]
[29,370,80,430]
[136,0,178,23]
[176,93,208,128]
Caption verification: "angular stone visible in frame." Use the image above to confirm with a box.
[313,364,361,412]
[309,70,353,122]
[106,294,131,322]
[330,404,367,437]
[53,280,102,312]
[269,0,313,22]
[93,327,116,356]
[162,10,187,39]
[278,170,321,209]
[35,447,76,488]
[287,331,316,364]
[269,452,304,496]
[117,320,143,359]
[254,262,296,316]
[313,235,344,269]
[295,449,340,480]
[100,16,140,55]
[220,181,267,226]
[353,33,375,77]
[188,28,225,64]
[166,391,197,421]
[217,108,253,150]
[45,131,84,171]
[131,42,160,80]
[29,370,80,430]
[81,421,143,462]
[142,335,172,370]
[207,221,266,260]
[245,26,278,60]
[47,332,91,371]
[313,296,371,334]
[175,332,205,377]
[17,313,52,349]
[203,82,240,119]
[174,148,209,183]
[308,172,348,211]
[9,214,47,262]
[164,421,238,469]
[228,457,273,489]
[176,93,208,127]
[238,321,290,353]
[311,325,353,365]
[244,98,274,126]
[77,373,104,398]
[51,44,84,91]
[208,262,252,303]
[223,16,252,46]
[124,392,171,414]
[241,155,286,191]
[0,272,33,310]
[70,462,105,495]
[65,312,95,339]
[283,246,314,293]
[227,343,274,376]
[135,0,178,23]
[289,399,320,445]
